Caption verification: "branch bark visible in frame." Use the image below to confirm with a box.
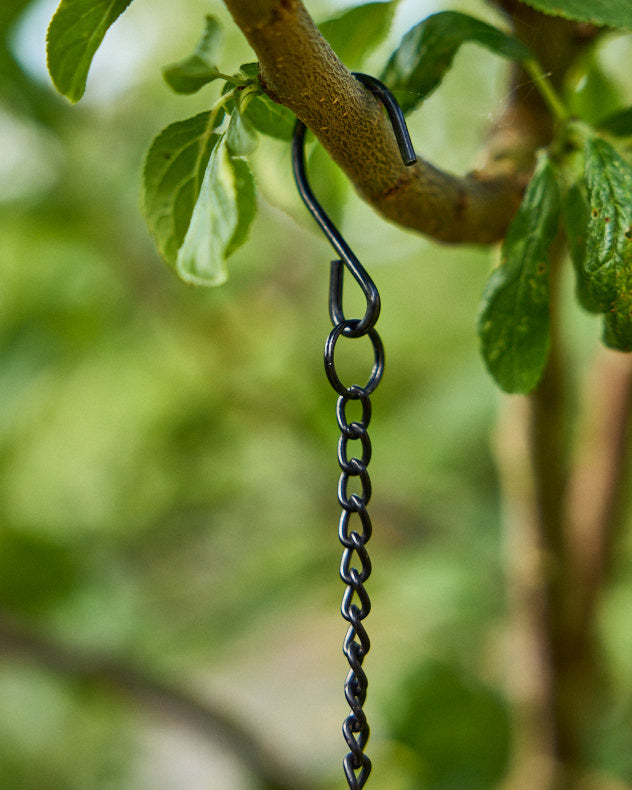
[497,239,632,790]
[222,0,540,243]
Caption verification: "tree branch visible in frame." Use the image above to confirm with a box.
[0,614,310,790]
[222,0,538,243]
[566,351,632,655]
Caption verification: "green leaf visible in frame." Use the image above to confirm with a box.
[163,15,225,95]
[583,136,632,350]
[142,111,222,266]
[566,55,620,127]
[142,110,256,287]
[517,0,632,29]
[381,11,532,113]
[0,529,82,615]
[319,1,398,70]
[224,157,257,259]
[599,107,632,137]
[226,104,258,156]
[388,661,511,789]
[176,135,255,285]
[478,155,560,393]
[244,93,296,140]
[46,0,134,102]
[237,62,260,80]
[564,181,601,312]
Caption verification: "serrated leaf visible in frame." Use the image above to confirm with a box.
[381,11,531,113]
[46,0,134,102]
[603,296,632,351]
[176,135,256,286]
[244,94,295,140]
[478,155,560,393]
[584,136,632,350]
[142,111,223,266]
[564,181,601,312]
[319,1,398,69]
[163,15,225,95]
[517,0,632,29]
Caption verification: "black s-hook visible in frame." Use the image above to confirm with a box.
[292,73,416,338]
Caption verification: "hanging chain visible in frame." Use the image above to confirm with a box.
[325,314,385,789]
[291,71,416,790]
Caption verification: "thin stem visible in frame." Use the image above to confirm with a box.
[524,59,569,124]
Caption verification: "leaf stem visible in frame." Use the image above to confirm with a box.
[524,59,569,124]
[210,87,237,127]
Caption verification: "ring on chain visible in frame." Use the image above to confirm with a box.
[324,320,385,397]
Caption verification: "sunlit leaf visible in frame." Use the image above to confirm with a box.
[163,15,225,95]
[226,107,258,156]
[583,136,632,350]
[46,0,134,102]
[478,155,560,393]
[142,111,223,266]
[319,1,399,69]
[517,0,632,29]
[175,135,255,285]
[381,11,531,113]
[224,156,256,259]
[566,55,620,127]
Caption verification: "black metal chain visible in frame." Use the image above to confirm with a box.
[327,323,383,789]
[292,73,416,789]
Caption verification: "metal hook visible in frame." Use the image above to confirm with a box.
[292,72,416,337]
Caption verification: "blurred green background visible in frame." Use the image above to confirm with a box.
[2,1,632,788]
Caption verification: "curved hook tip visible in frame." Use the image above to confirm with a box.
[352,72,417,167]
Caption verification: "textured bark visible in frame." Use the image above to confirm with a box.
[222,0,532,243]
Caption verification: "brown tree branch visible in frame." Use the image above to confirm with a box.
[566,351,632,657]
[222,0,539,243]
[0,614,310,790]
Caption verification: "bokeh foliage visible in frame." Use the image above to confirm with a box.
[2,1,632,788]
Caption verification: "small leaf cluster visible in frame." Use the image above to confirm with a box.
[138,15,295,287]
[46,1,396,287]
[46,0,632,392]
[476,100,632,392]
[374,3,632,392]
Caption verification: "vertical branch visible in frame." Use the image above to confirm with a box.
[496,240,570,790]
[499,235,632,789]
[567,351,632,630]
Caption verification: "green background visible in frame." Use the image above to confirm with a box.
[2,0,632,788]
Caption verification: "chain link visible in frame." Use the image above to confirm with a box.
[325,313,384,790]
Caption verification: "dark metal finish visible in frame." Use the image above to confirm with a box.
[292,73,416,339]
[292,74,415,790]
